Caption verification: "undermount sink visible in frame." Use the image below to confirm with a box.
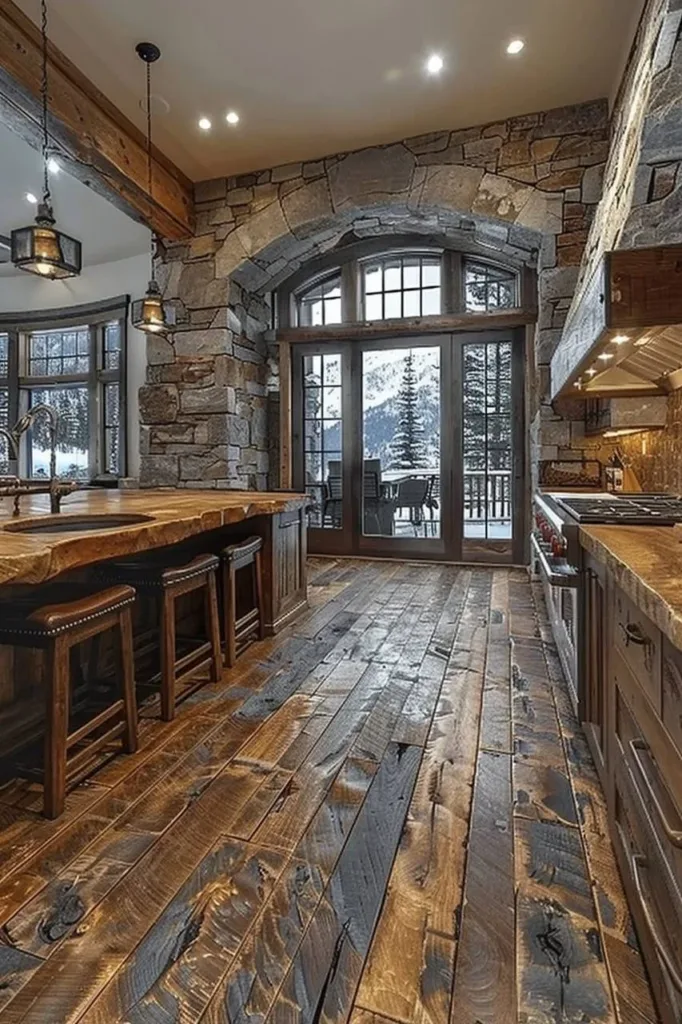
[3,513,155,535]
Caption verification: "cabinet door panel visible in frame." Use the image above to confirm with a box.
[612,586,662,713]
[662,640,682,760]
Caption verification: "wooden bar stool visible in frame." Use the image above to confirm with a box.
[100,553,222,721]
[0,584,138,819]
[221,537,265,667]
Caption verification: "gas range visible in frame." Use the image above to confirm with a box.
[533,491,682,574]
[531,490,682,710]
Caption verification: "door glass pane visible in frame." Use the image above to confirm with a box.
[462,340,513,540]
[362,346,441,539]
[302,353,344,530]
[0,386,9,475]
[28,386,90,481]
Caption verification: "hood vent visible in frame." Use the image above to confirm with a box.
[551,244,682,398]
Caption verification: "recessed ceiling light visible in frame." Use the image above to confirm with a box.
[585,368,598,377]
[598,352,613,361]
[226,111,240,125]
[198,117,212,131]
[425,54,444,75]
[612,334,630,345]
[507,39,525,55]
[47,157,60,173]
[25,192,38,204]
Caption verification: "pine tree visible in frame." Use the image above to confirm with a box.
[390,352,428,469]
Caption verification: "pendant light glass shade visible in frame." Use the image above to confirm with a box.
[131,278,175,334]
[131,41,173,335]
[11,0,81,279]
[11,203,82,280]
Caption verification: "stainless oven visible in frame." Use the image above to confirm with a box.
[531,525,580,705]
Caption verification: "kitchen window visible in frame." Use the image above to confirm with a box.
[0,297,128,481]
[281,241,523,329]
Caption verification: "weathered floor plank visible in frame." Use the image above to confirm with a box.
[0,559,657,1024]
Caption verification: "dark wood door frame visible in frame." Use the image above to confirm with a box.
[291,326,528,565]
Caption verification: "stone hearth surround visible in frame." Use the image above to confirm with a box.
[141,0,680,492]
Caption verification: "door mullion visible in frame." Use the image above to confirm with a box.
[345,343,361,552]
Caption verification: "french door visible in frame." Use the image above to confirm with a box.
[292,329,526,564]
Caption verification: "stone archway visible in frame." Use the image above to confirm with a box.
[141,101,609,488]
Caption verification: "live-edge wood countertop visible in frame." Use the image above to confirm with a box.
[0,489,308,586]
[580,523,682,649]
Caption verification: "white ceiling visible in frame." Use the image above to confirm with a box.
[14,0,645,181]
[0,119,150,277]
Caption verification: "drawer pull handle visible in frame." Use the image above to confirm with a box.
[621,622,650,648]
[630,848,682,994]
[630,739,682,848]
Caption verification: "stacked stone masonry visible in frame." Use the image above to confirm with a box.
[143,96,613,489]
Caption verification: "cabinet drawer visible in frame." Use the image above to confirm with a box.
[613,585,662,712]
[662,640,682,760]
[613,665,682,896]
[614,757,682,1023]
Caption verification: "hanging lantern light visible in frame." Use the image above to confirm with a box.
[131,42,175,335]
[11,0,81,279]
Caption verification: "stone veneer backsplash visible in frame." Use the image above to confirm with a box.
[618,390,682,493]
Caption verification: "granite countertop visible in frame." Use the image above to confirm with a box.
[0,489,307,586]
[580,523,682,649]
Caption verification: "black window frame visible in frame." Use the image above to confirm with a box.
[277,236,525,330]
[0,296,129,482]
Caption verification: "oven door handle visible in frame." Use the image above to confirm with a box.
[531,534,579,589]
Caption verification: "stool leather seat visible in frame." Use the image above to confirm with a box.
[0,585,135,639]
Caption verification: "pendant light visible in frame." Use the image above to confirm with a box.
[10,0,82,279]
[131,42,174,335]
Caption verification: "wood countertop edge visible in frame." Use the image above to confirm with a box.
[0,490,308,586]
[580,525,682,650]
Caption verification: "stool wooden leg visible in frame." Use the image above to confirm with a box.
[206,572,222,683]
[118,607,138,754]
[44,636,70,820]
[160,592,177,722]
[255,549,265,640]
[224,564,237,668]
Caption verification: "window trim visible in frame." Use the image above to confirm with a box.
[276,235,531,331]
[0,296,129,481]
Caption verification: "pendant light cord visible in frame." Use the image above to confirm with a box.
[40,0,51,206]
[145,58,156,275]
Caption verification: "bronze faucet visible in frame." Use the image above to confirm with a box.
[0,404,81,516]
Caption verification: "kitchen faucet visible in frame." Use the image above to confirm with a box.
[0,403,80,516]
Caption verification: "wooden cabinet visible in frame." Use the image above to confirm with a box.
[261,507,308,634]
[595,569,682,1023]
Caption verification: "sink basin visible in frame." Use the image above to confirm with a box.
[3,513,155,535]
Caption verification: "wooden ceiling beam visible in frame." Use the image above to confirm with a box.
[0,0,194,241]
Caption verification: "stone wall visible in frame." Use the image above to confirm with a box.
[142,100,611,489]
[554,0,682,394]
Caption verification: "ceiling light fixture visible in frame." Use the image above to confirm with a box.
[598,352,613,361]
[131,42,175,336]
[584,368,598,377]
[11,0,81,279]
[226,111,240,125]
[198,116,212,131]
[612,334,629,345]
[25,192,38,204]
[425,54,444,75]
[507,39,525,55]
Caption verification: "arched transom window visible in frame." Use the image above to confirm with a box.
[284,243,521,329]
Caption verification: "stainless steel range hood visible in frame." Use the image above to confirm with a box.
[551,245,682,398]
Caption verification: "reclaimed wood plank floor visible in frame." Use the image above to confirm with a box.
[0,559,658,1024]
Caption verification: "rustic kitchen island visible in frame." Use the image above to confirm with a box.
[0,488,309,718]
